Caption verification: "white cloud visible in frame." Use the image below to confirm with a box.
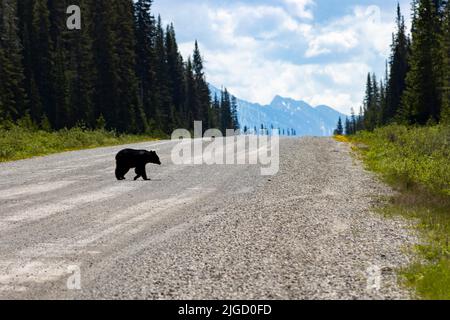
[305,5,393,58]
[284,0,315,20]
[187,40,369,114]
[305,30,358,57]
[154,1,403,114]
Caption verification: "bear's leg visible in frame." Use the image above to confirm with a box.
[134,165,150,181]
[116,165,129,180]
[134,167,142,181]
[141,167,150,181]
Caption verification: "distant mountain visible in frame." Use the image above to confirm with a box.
[209,85,347,137]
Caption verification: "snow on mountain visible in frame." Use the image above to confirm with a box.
[209,85,347,137]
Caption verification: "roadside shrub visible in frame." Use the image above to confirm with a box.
[354,125,450,196]
[0,123,158,162]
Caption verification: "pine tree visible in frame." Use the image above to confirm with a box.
[134,0,157,126]
[66,0,96,128]
[441,2,450,123]
[231,95,240,130]
[379,78,387,125]
[350,108,357,134]
[344,117,352,135]
[356,106,365,131]
[114,0,146,133]
[153,15,171,131]
[184,58,197,130]
[210,92,221,129]
[0,0,27,120]
[402,0,442,124]
[30,0,57,128]
[192,41,211,129]
[385,4,409,123]
[91,0,120,130]
[220,88,232,133]
[363,73,378,130]
[17,0,41,123]
[334,117,344,135]
[165,24,185,130]
[372,74,381,127]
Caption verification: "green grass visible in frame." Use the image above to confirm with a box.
[0,123,162,162]
[348,125,450,300]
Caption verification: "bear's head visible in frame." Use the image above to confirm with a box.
[146,150,161,165]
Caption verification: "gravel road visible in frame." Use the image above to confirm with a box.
[0,137,416,300]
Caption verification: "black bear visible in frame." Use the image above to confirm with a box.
[115,149,161,181]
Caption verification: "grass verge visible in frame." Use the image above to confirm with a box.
[342,124,450,300]
[0,124,163,162]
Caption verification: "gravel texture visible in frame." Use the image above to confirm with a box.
[0,137,417,300]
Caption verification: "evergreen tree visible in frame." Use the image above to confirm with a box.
[385,4,409,123]
[350,108,357,134]
[372,74,381,127]
[153,15,172,131]
[30,0,55,127]
[220,88,232,133]
[356,106,365,131]
[184,57,197,129]
[334,117,344,135]
[66,0,96,128]
[134,0,157,126]
[165,24,185,130]
[402,0,442,124]
[345,117,352,135]
[114,0,146,133]
[210,92,221,129]
[441,2,450,123]
[192,41,211,129]
[363,73,377,130]
[231,95,239,130]
[91,0,120,130]
[0,0,27,120]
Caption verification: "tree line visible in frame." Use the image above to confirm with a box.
[0,0,239,134]
[336,0,450,134]
[242,125,297,136]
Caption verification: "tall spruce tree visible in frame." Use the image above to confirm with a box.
[385,4,409,123]
[220,88,232,133]
[402,0,442,124]
[134,0,157,126]
[192,41,211,129]
[31,0,55,127]
[114,0,146,133]
[231,95,239,131]
[91,0,120,130]
[363,73,375,130]
[350,108,357,134]
[334,117,344,135]
[0,0,27,120]
[441,2,450,123]
[165,24,185,130]
[66,0,96,128]
[184,57,197,129]
[210,92,221,129]
[344,117,352,135]
[153,15,171,131]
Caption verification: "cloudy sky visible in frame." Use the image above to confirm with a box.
[153,0,411,114]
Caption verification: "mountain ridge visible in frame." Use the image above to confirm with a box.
[209,84,347,136]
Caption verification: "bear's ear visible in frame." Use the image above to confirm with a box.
[150,150,156,154]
